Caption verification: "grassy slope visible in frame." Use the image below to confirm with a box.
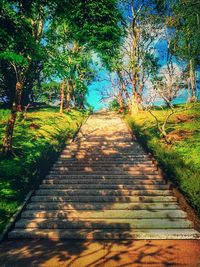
[125,103,200,216]
[0,107,88,233]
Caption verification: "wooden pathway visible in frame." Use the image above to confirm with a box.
[8,112,200,240]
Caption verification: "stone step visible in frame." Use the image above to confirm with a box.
[67,146,141,151]
[61,150,145,154]
[31,195,177,203]
[21,209,187,219]
[46,174,163,179]
[57,159,153,164]
[52,166,157,171]
[65,141,139,146]
[75,140,136,144]
[42,179,166,185]
[77,140,134,144]
[61,149,145,153]
[53,162,155,168]
[70,142,136,147]
[78,135,131,138]
[35,189,171,196]
[60,154,149,159]
[51,168,158,173]
[15,218,193,229]
[72,140,136,143]
[9,228,200,240]
[49,170,159,175]
[68,143,138,148]
[56,158,154,163]
[26,202,178,211]
[39,184,169,190]
[76,137,132,141]
[77,137,132,140]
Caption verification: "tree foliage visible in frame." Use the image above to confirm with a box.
[0,0,123,153]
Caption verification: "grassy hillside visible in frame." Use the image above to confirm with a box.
[0,108,88,233]
[125,103,200,216]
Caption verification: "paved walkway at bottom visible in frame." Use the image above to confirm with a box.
[0,239,200,266]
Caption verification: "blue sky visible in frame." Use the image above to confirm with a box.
[87,69,112,110]
[87,87,105,111]
[87,85,105,110]
[86,53,115,110]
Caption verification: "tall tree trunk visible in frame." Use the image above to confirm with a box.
[189,59,197,102]
[119,72,131,112]
[131,93,139,114]
[16,81,23,112]
[2,81,23,154]
[130,7,140,115]
[137,82,143,110]
[118,87,124,113]
[2,103,17,154]
[60,79,66,114]
[66,78,73,111]
[117,70,125,113]
[131,73,142,114]
[131,74,139,114]
[31,6,44,42]
[123,87,131,112]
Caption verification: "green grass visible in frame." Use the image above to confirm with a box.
[125,103,200,216]
[0,107,88,233]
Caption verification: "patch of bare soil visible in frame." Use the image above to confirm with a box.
[175,114,195,123]
[167,129,194,141]
[29,123,40,130]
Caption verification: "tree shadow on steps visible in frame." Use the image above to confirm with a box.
[1,112,199,266]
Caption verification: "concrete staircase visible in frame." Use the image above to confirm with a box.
[8,112,200,240]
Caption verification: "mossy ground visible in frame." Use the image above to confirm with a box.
[125,103,200,216]
[0,107,88,233]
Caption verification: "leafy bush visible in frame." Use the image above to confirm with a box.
[108,99,120,111]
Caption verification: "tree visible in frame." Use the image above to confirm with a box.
[103,56,131,113]
[144,74,186,143]
[170,0,200,102]
[1,0,123,153]
[107,0,162,114]
[33,81,60,105]
[0,1,44,153]
[44,20,95,112]
[154,0,200,102]
[58,0,123,61]
[98,72,127,112]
